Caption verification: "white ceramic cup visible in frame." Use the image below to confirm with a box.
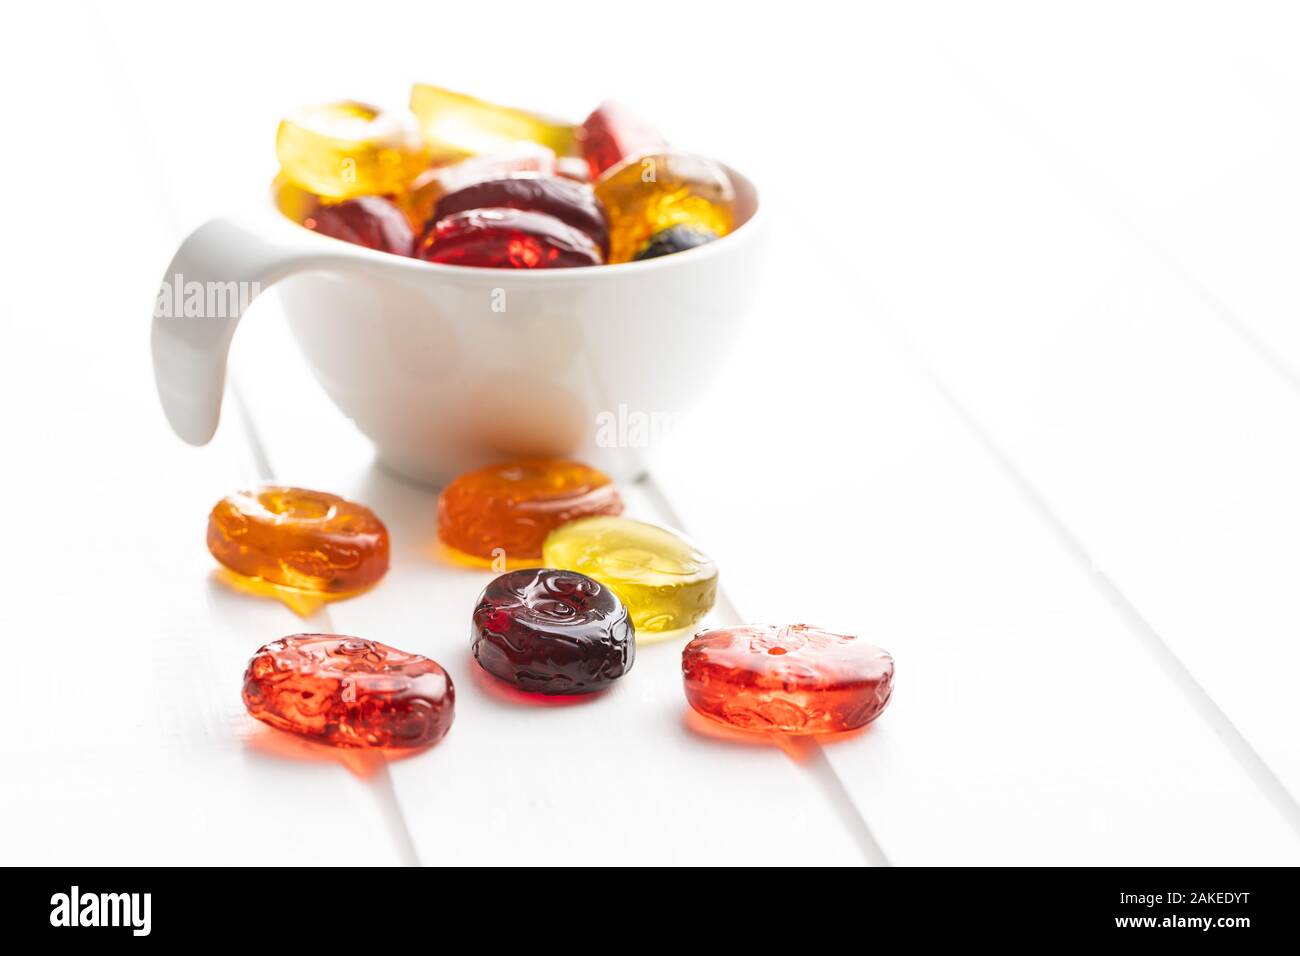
[152,164,765,485]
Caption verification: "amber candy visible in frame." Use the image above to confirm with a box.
[276,101,429,200]
[472,568,634,694]
[437,458,623,563]
[305,196,415,256]
[682,625,894,736]
[207,485,389,593]
[595,152,735,263]
[243,634,454,748]
[417,208,602,268]
[410,83,577,157]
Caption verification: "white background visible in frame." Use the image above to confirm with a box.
[3,0,1300,864]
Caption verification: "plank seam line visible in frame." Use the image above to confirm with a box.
[636,472,892,866]
[825,272,1300,839]
[82,0,423,867]
[229,379,423,868]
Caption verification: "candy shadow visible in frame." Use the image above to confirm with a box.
[241,723,436,778]
[209,568,375,618]
[681,708,871,759]
[465,651,610,708]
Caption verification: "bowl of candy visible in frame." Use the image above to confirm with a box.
[152,84,765,484]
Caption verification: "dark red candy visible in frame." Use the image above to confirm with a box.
[418,208,602,268]
[581,101,668,180]
[472,568,634,694]
[432,176,609,257]
[305,196,415,256]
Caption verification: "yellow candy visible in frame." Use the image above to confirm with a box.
[276,101,430,200]
[594,152,735,263]
[542,516,718,637]
[410,83,577,158]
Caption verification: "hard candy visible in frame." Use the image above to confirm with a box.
[305,195,415,256]
[581,101,668,180]
[682,625,894,735]
[402,142,557,228]
[417,208,602,268]
[433,176,609,257]
[243,634,454,748]
[595,152,735,263]
[276,101,429,200]
[542,516,716,634]
[437,458,623,562]
[410,83,577,158]
[472,568,634,694]
[207,486,389,593]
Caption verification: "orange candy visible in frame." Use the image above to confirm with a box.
[208,486,389,593]
[437,458,623,563]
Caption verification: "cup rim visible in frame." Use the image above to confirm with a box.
[264,158,764,280]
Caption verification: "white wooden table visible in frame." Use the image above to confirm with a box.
[5,0,1300,865]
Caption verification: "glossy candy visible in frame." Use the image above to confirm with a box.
[542,516,717,634]
[595,152,735,263]
[276,101,429,200]
[305,196,415,256]
[682,625,894,735]
[410,83,577,158]
[433,176,609,257]
[437,458,623,562]
[633,224,716,261]
[417,208,602,268]
[472,568,634,694]
[402,142,557,228]
[581,101,668,180]
[208,485,389,593]
[243,634,454,748]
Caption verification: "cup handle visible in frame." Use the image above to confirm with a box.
[151,215,330,445]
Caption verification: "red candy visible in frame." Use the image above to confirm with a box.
[682,625,894,735]
[242,634,454,749]
[417,208,602,268]
[305,196,415,256]
[433,176,609,258]
[581,101,668,180]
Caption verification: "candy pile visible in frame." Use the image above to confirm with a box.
[273,85,737,267]
[213,466,892,749]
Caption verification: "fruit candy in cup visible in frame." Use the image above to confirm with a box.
[437,458,623,563]
[401,142,557,228]
[417,208,602,268]
[632,224,717,261]
[471,568,634,695]
[542,516,717,636]
[682,625,894,736]
[595,152,736,263]
[276,100,430,200]
[208,485,389,593]
[305,195,416,256]
[243,634,454,748]
[581,101,668,180]
[433,176,609,258]
[410,83,577,158]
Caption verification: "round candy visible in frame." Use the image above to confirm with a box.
[633,224,717,261]
[471,568,634,694]
[305,196,415,256]
[243,634,454,748]
[417,208,602,268]
[432,176,609,258]
[542,516,717,635]
[402,143,557,228]
[437,458,623,563]
[582,101,669,180]
[276,100,430,200]
[682,625,894,736]
[594,152,735,263]
[208,485,389,593]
